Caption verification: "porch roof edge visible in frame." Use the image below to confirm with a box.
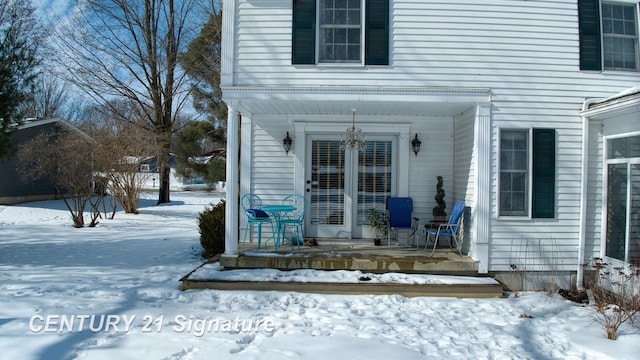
[580,91,640,119]
[221,86,492,103]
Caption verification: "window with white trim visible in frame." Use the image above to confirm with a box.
[319,0,362,63]
[499,128,556,218]
[605,134,640,265]
[602,2,639,70]
[292,0,389,65]
[578,0,639,71]
[500,130,528,216]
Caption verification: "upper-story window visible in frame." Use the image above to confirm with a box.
[602,2,638,70]
[579,0,639,71]
[292,0,389,65]
[319,0,362,63]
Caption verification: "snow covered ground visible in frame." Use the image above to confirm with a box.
[0,192,638,359]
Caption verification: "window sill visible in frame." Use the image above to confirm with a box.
[497,216,531,221]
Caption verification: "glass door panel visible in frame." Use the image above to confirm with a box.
[306,135,396,239]
[356,140,393,235]
[606,163,627,261]
[630,164,639,265]
[307,139,348,237]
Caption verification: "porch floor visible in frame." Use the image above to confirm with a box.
[222,239,480,275]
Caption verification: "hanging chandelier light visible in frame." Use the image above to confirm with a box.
[339,109,366,151]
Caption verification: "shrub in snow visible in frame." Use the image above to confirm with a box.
[198,200,225,257]
[588,258,640,340]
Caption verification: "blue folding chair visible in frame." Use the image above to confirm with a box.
[240,194,273,248]
[386,197,419,246]
[279,194,307,252]
[426,200,465,256]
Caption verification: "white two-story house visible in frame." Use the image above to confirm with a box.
[220,0,640,290]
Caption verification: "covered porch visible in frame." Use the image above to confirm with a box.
[222,86,493,274]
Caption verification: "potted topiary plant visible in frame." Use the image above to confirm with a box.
[432,176,447,221]
[366,208,388,246]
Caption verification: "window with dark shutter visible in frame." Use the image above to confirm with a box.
[292,0,316,64]
[365,0,389,65]
[532,129,556,218]
[578,0,602,71]
[292,0,389,66]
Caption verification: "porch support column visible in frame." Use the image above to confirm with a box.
[473,104,491,273]
[240,113,252,242]
[220,0,236,86]
[223,105,240,257]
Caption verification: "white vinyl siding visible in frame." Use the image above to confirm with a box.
[453,109,476,254]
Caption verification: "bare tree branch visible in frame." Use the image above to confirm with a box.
[48,0,205,203]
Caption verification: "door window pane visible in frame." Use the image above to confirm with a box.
[310,140,345,225]
[607,135,640,159]
[607,163,627,261]
[630,164,640,265]
[357,140,392,226]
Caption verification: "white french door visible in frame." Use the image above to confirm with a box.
[305,135,396,239]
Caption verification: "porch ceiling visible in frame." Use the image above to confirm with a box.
[222,86,491,117]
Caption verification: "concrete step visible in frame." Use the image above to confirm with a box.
[181,278,504,298]
[180,256,504,299]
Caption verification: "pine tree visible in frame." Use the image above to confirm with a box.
[0,0,41,158]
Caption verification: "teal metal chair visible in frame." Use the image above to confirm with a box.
[279,194,307,251]
[386,197,419,246]
[240,194,273,248]
[426,200,465,256]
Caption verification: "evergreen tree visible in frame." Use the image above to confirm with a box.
[0,0,41,158]
[180,4,226,126]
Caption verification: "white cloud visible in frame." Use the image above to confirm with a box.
[33,0,75,22]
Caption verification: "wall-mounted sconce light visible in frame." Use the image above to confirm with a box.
[283,131,293,154]
[411,134,422,156]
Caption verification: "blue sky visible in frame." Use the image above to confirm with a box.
[32,0,74,21]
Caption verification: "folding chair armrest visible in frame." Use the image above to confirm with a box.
[437,223,452,231]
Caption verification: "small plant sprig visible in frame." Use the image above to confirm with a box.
[366,208,388,240]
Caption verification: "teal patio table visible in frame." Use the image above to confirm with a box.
[261,205,296,251]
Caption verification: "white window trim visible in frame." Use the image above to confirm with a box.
[497,128,534,220]
[601,1,640,72]
[316,0,365,65]
[601,131,640,265]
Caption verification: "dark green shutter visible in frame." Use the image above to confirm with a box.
[365,0,389,65]
[532,129,556,218]
[578,0,602,71]
[292,0,316,64]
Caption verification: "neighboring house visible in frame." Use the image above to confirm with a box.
[0,118,89,205]
[220,0,640,290]
[135,155,225,191]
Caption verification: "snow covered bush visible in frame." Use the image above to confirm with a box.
[198,200,225,257]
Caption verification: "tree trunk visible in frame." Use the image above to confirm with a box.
[158,163,171,204]
[157,136,172,204]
